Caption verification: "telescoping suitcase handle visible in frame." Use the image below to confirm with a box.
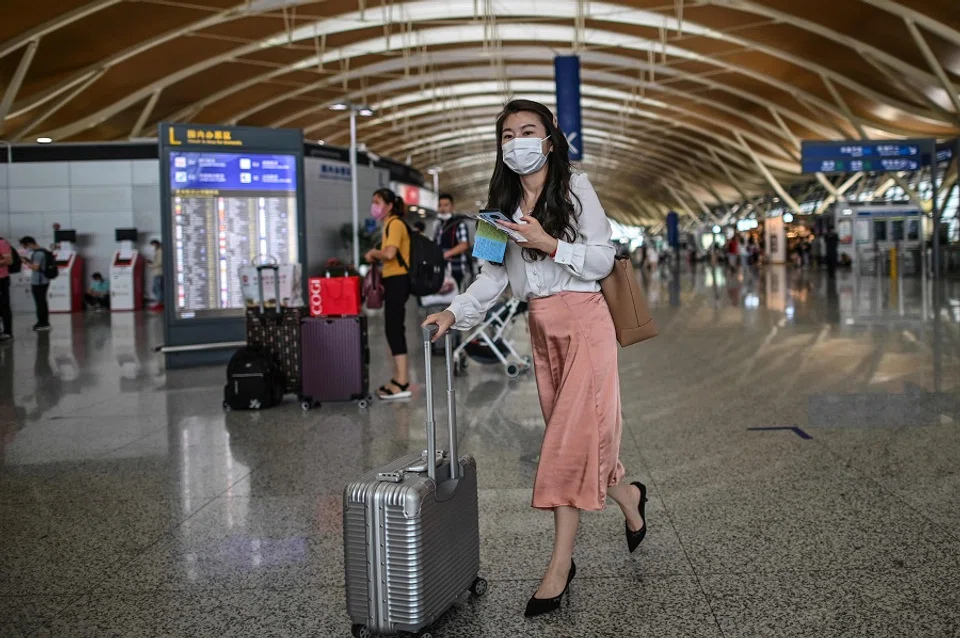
[254,257,281,315]
[422,325,460,482]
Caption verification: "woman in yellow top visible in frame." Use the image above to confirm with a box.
[364,188,412,400]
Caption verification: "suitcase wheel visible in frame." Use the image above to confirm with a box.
[470,577,489,597]
[351,625,374,638]
[222,401,231,412]
[301,399,313,411]
[357,398,370,410]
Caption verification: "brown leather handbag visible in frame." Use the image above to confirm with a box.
[600,255,658,346]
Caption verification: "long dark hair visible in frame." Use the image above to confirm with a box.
[487,99,580,261]
[373,188,404,218]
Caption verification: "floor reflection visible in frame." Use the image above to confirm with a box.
[1,268,959,636]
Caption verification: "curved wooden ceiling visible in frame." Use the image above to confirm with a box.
[1,0,960,223]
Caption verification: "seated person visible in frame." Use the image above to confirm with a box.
[85,272,110,309]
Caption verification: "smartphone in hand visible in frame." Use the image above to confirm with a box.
[478,209,527,243]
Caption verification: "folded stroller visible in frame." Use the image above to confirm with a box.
[454,298,532,378]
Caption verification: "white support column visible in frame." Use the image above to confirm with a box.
[665,184,703,224]
[15,69,104,140]
[768,106,800,152]
[130,88,162,139]
[674,175,724,225]
[0,0,120,60]
[0,39,40,125]
[821,73,868,138]
[891,173,928,212]
[858,49,960,127]
[734,131,803,215]
[707,147,753,203]
[816,173,838,195]
[815,172,864,214]
[904,19,960,116]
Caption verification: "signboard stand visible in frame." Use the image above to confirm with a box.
[158,123,306,369]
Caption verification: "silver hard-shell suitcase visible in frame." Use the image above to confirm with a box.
[344,326,487,638]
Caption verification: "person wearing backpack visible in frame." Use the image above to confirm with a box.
[18,236,55,332]
[0,236,18,342]
[364,188,413,401]
[433,193,473,289]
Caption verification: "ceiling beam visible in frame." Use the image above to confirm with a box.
[0,0,121,60]
[734,131,803,215]
[34,9,948,141]
[0,39,40,127]
[904,19,960,117]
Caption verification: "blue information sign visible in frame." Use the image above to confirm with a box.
[170,152,297,191]
[554,55,584,161]
[937,139,957,164]
[801,157,924,174]
[800,139,936,175]
[666,211,680,250]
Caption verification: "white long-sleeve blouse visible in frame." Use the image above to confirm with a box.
[447,171,616,330]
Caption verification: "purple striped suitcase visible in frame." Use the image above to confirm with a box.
[300,316,372,410]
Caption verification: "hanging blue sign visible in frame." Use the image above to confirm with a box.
[800,139,936,175]
[666,211,680,250]
[937,139,957,164]
[554,56,584,161]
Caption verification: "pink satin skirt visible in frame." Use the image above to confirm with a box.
[528,291,625,511]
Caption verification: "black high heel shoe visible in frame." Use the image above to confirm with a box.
[523,560,576,618]
[625,482,648,553]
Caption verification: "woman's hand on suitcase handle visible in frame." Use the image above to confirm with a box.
[422,310,456,342]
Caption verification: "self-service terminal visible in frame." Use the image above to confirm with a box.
[109,228,145,311]
[50,229,85,313]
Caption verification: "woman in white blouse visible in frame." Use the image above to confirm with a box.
[423,100,648,618]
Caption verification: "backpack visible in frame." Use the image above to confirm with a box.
[223,347,284,410]
[1,239,21,274]
[387,218,445,297]
[39,249,59,279]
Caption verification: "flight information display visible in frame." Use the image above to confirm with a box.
[169,151,299,320]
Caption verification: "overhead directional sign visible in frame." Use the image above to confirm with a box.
[937,139,958,164]
[800,138,937,175]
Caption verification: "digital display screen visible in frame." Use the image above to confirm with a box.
[169,151,299,320]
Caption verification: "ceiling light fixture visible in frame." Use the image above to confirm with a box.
[36,137,52,144]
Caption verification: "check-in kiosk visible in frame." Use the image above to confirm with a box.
[835,204,925,276]
[109,228,145,311]
[49,229,85,313]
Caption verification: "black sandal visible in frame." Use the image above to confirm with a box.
[378,380,412,400]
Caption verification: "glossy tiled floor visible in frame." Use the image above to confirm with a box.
[2,265,960,637]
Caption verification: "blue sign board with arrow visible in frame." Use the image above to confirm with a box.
[800,138,937,175]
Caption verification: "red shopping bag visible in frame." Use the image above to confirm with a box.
[308,276,362,317]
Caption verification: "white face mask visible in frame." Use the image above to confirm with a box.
[502,136,549,175]
[437,213,452,221]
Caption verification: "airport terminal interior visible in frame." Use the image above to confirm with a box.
[3,1,960,637]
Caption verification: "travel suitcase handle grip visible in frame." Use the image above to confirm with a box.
[421,326,459,482]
